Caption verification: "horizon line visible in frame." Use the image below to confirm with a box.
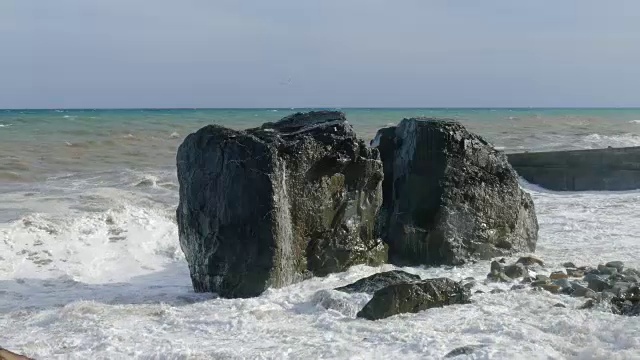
[4,106,640,111]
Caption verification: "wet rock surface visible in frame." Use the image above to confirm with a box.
[356,278,471,320]
[485,258,639,317]
[373,118,539,266]
[334,270,421,295]
[177,111,386,298]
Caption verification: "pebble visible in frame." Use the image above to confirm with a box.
[536,274,550,282]
[562,262,577,268]
[511,284,526,291]
[553,303,567,308]
[516,256,544,267]
[597,265,618,275]
[605,261,625,272]
[504,264,526,278]
[579,299,596,309]
[587,277,611,292]
[539,284,561,294]
[566,268,584,278]
[550,271,568,280]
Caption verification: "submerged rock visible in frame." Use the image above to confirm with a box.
[177,111,387,298]
[444,345,487,358]
[335,270,421,295]
[356,278,471,320]
[373,118,538,266]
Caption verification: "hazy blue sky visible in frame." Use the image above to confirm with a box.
[1,1,639,108]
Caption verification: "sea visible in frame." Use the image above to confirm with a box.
[1,108,640,359]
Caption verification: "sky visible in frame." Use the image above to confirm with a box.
[1,1,639,108]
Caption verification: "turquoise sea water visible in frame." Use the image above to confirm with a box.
[2,108,640,183]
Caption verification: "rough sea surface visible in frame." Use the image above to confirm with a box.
[1,108,640,359]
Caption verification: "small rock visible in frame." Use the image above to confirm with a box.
[490,260,503,274]
[521,276,534,284]
[553,278,573,294]
[597,265,618,275]
[539,284,561,294]
[490,288,505,294]
[487,272,512,283]
[584,268,601,275]
[475,290,485,294]
[572,283,597,298]
[623,285,640,301]
[536,274,550,282]
[566,268,584,278]
[579,299,596,309]
[605,261,625,272]
[531,280,550,287]
[463,281,476,291]
[498,258,507,264]
[553,303,566,308]
[517,256,544,267]
[562,262,577,268]
[356,278,471,320]
[335,270,421,295]
[598,292,616,302]
[550,271,568,280]
[444,345,487,358]
[504,263,527,278]
[587,276,611,292]
[511,284,527,291]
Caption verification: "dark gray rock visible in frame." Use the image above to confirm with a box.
[553,303,567,308]
[504,263,527,278]
[562,262,577,268]
[587,276,611,292]
[490,288,505,294]
[566,268,584,278]
[444,345,487,358]
[356,278,471,320]
[571,283,597,298]
[550,271,568,280]
[373,118,538,266]
[334,270,421,295]
[597,264,618,275]
[177,111,387,298]
[605,261,625,272]
[517,256,545,267]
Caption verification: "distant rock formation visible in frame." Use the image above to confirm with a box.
[176,111,387,298]
[373,118,538,266]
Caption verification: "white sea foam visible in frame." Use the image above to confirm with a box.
[628,120,640,124]
[1,187,640,358]
[579,133,640,149]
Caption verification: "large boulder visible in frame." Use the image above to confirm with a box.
[176,111,387,298]
[373,118,538,266]
[356,278,471,320]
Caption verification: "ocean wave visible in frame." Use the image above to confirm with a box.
[0,123,12,128]
[0,202,181,283]
[629,120,640,124]
[580,133,640,148]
